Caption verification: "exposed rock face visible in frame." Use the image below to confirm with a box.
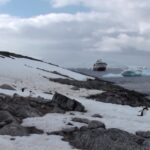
[88,120,105,129]
[136,131,150,138]
[92,114,103,118]
[49,119,150,150]
[51,92,85,112]
[88,91,150,107]
[0,84,16,91]
[72,117,89,124]
[0,110,43,136]
[0,95,53,136]
[63,125,150,150]
[0,93,86,136]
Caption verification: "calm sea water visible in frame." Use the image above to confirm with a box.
[73,68,150,96]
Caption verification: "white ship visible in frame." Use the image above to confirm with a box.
[93,59,107,71]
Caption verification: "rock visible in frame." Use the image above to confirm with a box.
[67,122,73,126]
[0,95,55,136]
[88,120,105,129]
[0,111,16,125]
[71,86,80,91]
[64,128,148,150]
[10,138,15,141]
[0,123,44,136]
[143,139,150,147]
[52,106,65,114]
[26,127,44,135]
[0,110,44,136]
[80,126,88,131]
[47,131,62,136]
[92,114,103,118]
[72,117,89,124]
[51,92,85,112]
[0,84,15,91]
[136,131,150,138]
[0,123,29,136]
[70,112,75,115]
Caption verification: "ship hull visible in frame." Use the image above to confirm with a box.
[93,67,107,71]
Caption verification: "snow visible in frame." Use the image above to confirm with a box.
[0,88,53,100]
[0,57,95,98]
[0,81,102,100]
[0,135,77,150]
[0,55,150,149]
[77,98,150,133]
[0,57,92,83]
[22,96,150,134]
[22,113,86,133]
[0,56,97,100]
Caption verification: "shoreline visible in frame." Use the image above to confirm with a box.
[71,68,150,97]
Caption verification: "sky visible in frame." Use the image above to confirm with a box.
[0,0,150,67]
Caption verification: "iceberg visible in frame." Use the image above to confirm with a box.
[122,70,142,77]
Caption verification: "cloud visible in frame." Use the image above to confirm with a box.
[0,11,149,52]
[0,0,150,66]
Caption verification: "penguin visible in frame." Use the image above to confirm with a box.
[138,106,149,116]
[21,88,27,92]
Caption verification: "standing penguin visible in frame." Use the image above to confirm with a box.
[138,106,149,116]
[21,87,27,92]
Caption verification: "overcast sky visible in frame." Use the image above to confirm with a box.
[0,0,150,67]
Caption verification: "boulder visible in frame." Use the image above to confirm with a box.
[64,128,148,150]
[72,117,90,124]
[136,131,150,138]
[51,92,85,112]
[0,84,15,91]
[88,120,105,129]
[0,111,16,123]
[92,114,103,118]
[0,123,43,136]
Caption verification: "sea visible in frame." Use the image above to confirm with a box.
[72,67,150,97]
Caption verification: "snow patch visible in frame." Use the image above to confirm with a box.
[0,135,77,150]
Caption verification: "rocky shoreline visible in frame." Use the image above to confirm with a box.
[49,78,150,107]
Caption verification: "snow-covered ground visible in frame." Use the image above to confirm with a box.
[22,96,150,134]
[0,54,150,150]
[0,56,92,93]
[0,135,78,150]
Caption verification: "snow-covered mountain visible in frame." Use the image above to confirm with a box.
[0,52,150,150]
[0,51,95,98]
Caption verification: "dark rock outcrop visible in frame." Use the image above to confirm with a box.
[0,93,86,136]
[88,120,105,129]
[0,95,53,136]
[51,92,85,112]
[0,84,16,91]
[136,131,150,138]
[49,78,150,107]
[88,91,150,107]
[63,126,150,150]
[92,114,103,118]
[72,117,89,124]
